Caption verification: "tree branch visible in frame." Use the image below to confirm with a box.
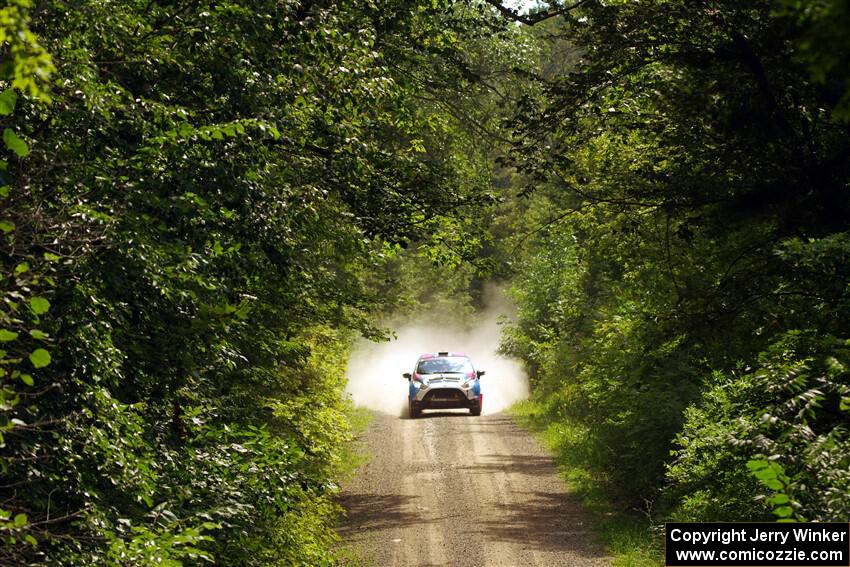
[483,0,590,26]
[728,29,796,141]
[510,204,585,254]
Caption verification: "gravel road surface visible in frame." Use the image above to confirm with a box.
[337,410,611,567]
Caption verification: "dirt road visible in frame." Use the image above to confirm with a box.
[337,410,611,567]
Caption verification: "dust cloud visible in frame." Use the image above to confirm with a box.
[344,286,529,416]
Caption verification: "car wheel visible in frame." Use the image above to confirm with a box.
[409,400,421,419]
[470,404,481,417]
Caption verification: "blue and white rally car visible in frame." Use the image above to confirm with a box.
[403,352,484,418]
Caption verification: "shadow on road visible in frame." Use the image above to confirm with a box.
[339,493,464,536]
[337,493,420,536]
[458,453,559,477]
[474,490,605,558]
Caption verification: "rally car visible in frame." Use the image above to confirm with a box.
[403,352,484,418]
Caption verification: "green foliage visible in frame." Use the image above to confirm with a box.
[0,0,504,564]
[495,0,850,532]
[27,348,49,368]
[372,243,480,322]
[0,0,54,100]
[670,331,850,523]
[503,206,703,506]
[2,128,27,157]
[747,460,795,520]
[777,0,850,121]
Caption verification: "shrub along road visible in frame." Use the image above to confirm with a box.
[338,411,610,567]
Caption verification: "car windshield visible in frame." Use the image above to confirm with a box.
[416,357,473,374]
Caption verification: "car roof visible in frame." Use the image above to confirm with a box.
[418,352,467,359]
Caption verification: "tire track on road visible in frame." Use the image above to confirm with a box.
[337,411,611,567]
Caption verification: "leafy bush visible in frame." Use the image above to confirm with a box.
[670,330,850,522]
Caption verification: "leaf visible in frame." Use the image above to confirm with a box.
[0,220,14,233]
[20,374,33,386]
[762,478,784,490]
[13,513,26,527]
[29,329,47,339]
[748,458,790,491]
[0,89,16,116]
[178,122,194,137]
[14,262,29,274]
[767,493,791,505]
[773,506,794,518]
[29,349,51,368]
[3,129,29,157]
[29,297,50,315]
[43,252,60,261]
[0,330,18,342]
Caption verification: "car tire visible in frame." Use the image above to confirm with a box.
[470,404,481,416]
[409,400,421,419]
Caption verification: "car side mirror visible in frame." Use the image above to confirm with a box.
[476,370,485,378]
[403,372,412,380]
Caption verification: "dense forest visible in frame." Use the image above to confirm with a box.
[1,0,848,565]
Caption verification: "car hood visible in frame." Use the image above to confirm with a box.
[422,372,468,383]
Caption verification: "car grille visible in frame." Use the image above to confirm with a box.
[422,390,468,405]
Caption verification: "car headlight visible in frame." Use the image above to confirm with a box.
[461,378,474,389]
[415,378,429,389]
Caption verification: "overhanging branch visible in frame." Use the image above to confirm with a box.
[483,0,589,25]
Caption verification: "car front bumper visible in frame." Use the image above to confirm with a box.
[411,385,480,409]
